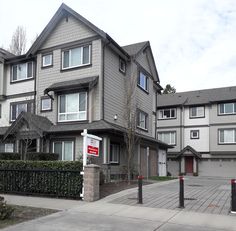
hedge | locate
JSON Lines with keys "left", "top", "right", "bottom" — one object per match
{"left": 26, "top": 152, "right": 59, "bottom": 161}
{"left": 0, "top": 153, "right": 20, "bottom": 160}
{"left": 0, "top": 160, "right": 83, "bottom": 199}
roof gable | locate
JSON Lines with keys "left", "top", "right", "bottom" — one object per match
{"left": 176, "top": 146, "right": 201, "bottom": 159}
{"left": 27, "top": 3, "right": 106, "bottom": 55}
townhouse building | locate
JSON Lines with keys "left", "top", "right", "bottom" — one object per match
{"left": 0, "top": 3, "right": 169, "bottom": 179}
{"left": 157, "top": 86, "right": 236, "bottom": 177}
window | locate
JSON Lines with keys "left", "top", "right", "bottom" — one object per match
{"left": 219, "top": 129, "right": 236, "bottom": 144}
{"left": 41, "top": 97, "right": 52, "bottom": 111}
{"left": 110, "top": 143, "right": 120, "bottom": 164}
{"left": 138, "top": 71, "right": 149, "bottom": 92}
{"left": 158, "top": 132, "right": 176, "bottom": 145}
{"left": 58, "top": 92, "right": 87, "bottom": 122}
{"left": 190, "top": 130, "right": 199, "bottom": 139}
{"left": 62, "top": 45, "right": 91, "bottom": 69}
{"left": 11, "top": 62, "right": 33, "bottom": 82}
{"left": 5, "top": 143, "right": 14, "bottom": 152}
{"left": 158, "top": 108, "right": 176, "bottom": 119}
{"left": 189, "top": 106, "right": 205, "bottom": 118}
{"left": 137, "top": 110, "right": 148, "bottom": 130}
{"left": 53, "top": 141, "right": 74, "bottom": 161}
{"left": 219, "top": 103, "right": 236, "bottom": 115}
{"left": 10, "top": 101, "right": 33, "bottom": 121}
{"left": 42, "top": 54, "right": 53, "bottom": 67}
{"left": 119, "top": 58, "right": 126, "bottom": 73}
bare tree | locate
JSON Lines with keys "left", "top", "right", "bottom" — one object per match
{"left": 9, "top": 26, "right": 26, "bottom": 55}
{"left": 123, "top": 63, "right": 139, "bottom": 183}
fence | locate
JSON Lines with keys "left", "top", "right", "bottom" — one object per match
{"left": 0, "top": 169, "right": 82, "bottom": 199}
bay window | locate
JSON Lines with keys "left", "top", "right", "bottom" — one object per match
{"left": 58, "top": 92, "right": 87, "bottom": 122}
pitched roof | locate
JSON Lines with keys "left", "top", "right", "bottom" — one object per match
{"left": 176, "top": 145, "right": 201, "bottom": 159}
{"left": 158, "top": 86, "right": 236, "bottom": 107}
{"left": 27, "top": 3, "right": 129, "bottom": 59}
{"left": 3, "top": 112, "right": 53, "bottom": 140}
{"left": 122, "top": 41, "right": 149, "bottom": 56}
{"left": 0, "top": 48, "right": 15, "bottom": 59}
{"left": 44, "top": 76, "right": 98, "bottom": 94}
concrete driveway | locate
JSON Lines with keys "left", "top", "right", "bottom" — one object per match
{"left": 106, "top": 177, "right": 232, "bottom": 215}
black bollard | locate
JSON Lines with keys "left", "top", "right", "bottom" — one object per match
{"left": 179, "top": 176, "right": 184, "bottom": 208}
{"left": 138, "top": 175, "right": 143, "bottom": 204}
{"left": 231, "top": 179, "right": 236, "bottom": 213}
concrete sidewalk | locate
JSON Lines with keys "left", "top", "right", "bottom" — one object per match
{"left": 0, "top": 194, "right": 83, "bottom": 210}
{"left": 1, "top": 200, "right": 236, "bottom": 231}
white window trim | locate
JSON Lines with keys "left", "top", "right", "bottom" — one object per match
{"left": 219, "top": 129, "right": 236, "bottom": 144}
{"left": 137, "top": 111, "right": 148, "bottom": 130}
{"left": 158, "top": 132, "right": 176, "bottom": 145}
{"left": 189, "top": 106, "right": 205, "bottom": 118}
{"left": 62, "top": 45, "right": 91, "bottom": 70}
{"left": 190, "top": 130, "right": 199, "bottom": 139}
{"left": 219, "top": 103, "right": 236, "bottom": 115}
{"left": 138, "top": 71, "right": 149, "bottom": 92}
{"left": 10, "top": 103, "right": 28, "bottom": 122}
{"left": 52, "top": 141, "right": 74, "bottom": 161}
{"left": 42, "top": 54, "right": 53, "bottom": 67}
{"left": 58, "top": 92, "right": 87, "bottom": 122}
{"left": 41, "top": 98, "right": 52, "bottom": 111}
{"left": 158, "top": 108, "right": 176, "bottom": 120}
{"left": 11, "top": 62, "right": 33, "bottom": 82}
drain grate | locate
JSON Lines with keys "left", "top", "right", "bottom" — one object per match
{"left": 184, "top": 198, "right": 197, "bottom": 200}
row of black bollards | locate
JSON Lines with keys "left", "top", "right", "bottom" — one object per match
{"left": 137, "top": 175, "right": 236, "bottom": 213}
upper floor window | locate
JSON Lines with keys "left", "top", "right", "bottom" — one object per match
{"left": 119, "top": 58, "right": 126, "bottom": 74}
{"left": 58, "top": 92, "right": 87, "bottom": 122}
{"left": 138, "top": 71, "right": 149, "bottom": 92}
{"left": 190, "top": 130, "right": 199, "bottom": 139}
{"left": 219, "top": 102, "right": 236, "bottom": 115}
{"left": 158, "top": 108, "right": 176, "bottom": 120}
{"left": 10, "top": 101, "right": 33, "bottom": 122}
{"left": 62, "top": 45, "right": 91, "bottom": 70}
{"left": 219, "top": 129, "right": 236, "bottom": 144}
{"left": 137, "top": 110, "right": 148, "bottom": 130}
{"left": 110, "top": 143, "right": 120, "bottom": 164}
{"left": 41, "top": 97, "right": 52, "bottom": 112}
{"left": 42, "top": 53, "right": 53, "bottom": 67}
{"left": 158, "top": 131, "right": 176, "bottom": 145}
{"left": 189, "top": 106, "right": 205, "bottom": 118}
{"left": 11, "top": 62, "right": 33, "bottom": 82}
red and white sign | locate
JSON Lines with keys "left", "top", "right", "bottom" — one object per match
{"left": 86, "top": 137, "right": 100, "bottom": 157}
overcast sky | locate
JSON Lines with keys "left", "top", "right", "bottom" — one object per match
{"left": 0, "top": 0, "right": 235, "bottom": 92}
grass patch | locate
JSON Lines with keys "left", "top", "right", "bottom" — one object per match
{"left": 0, "top": 205, "right": 58, "bottom": 229}
{"left": 149, "top": 176, "right": 177, "bottom": 181}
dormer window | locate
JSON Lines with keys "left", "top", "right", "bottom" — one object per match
{"left": 11, "top": 62, "right": 33, "bottom": 82}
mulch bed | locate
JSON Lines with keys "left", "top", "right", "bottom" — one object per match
{"left": 100, "top": 180, "right": 151, "bottom": 199}
{"left": 0, "top": 205, "right": 58, "bottom": 229}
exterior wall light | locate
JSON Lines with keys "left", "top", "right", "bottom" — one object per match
{"left": 114, "top": 114, "right": 118, "bottom": 120}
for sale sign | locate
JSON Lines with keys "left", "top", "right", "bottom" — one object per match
{"left": 87, "top": 137, "right": 100, "bottom": 157}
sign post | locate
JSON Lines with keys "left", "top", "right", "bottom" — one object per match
{"left": 80, "top": 129, "right": 102, "bottom": 199}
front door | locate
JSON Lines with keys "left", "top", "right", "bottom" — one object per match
{"left": 158, "top": 150, "right": 167, "bottom": 176}
{"left": 185, "top": 156, "right": 193, "bottom": 175}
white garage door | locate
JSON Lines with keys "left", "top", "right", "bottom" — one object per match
{"left": 199, "top": 159, "right": 236, "bottom": 177}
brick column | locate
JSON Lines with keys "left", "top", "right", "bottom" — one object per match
{"left": 84, "top": 164, "right": 100, "bottom": 202}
